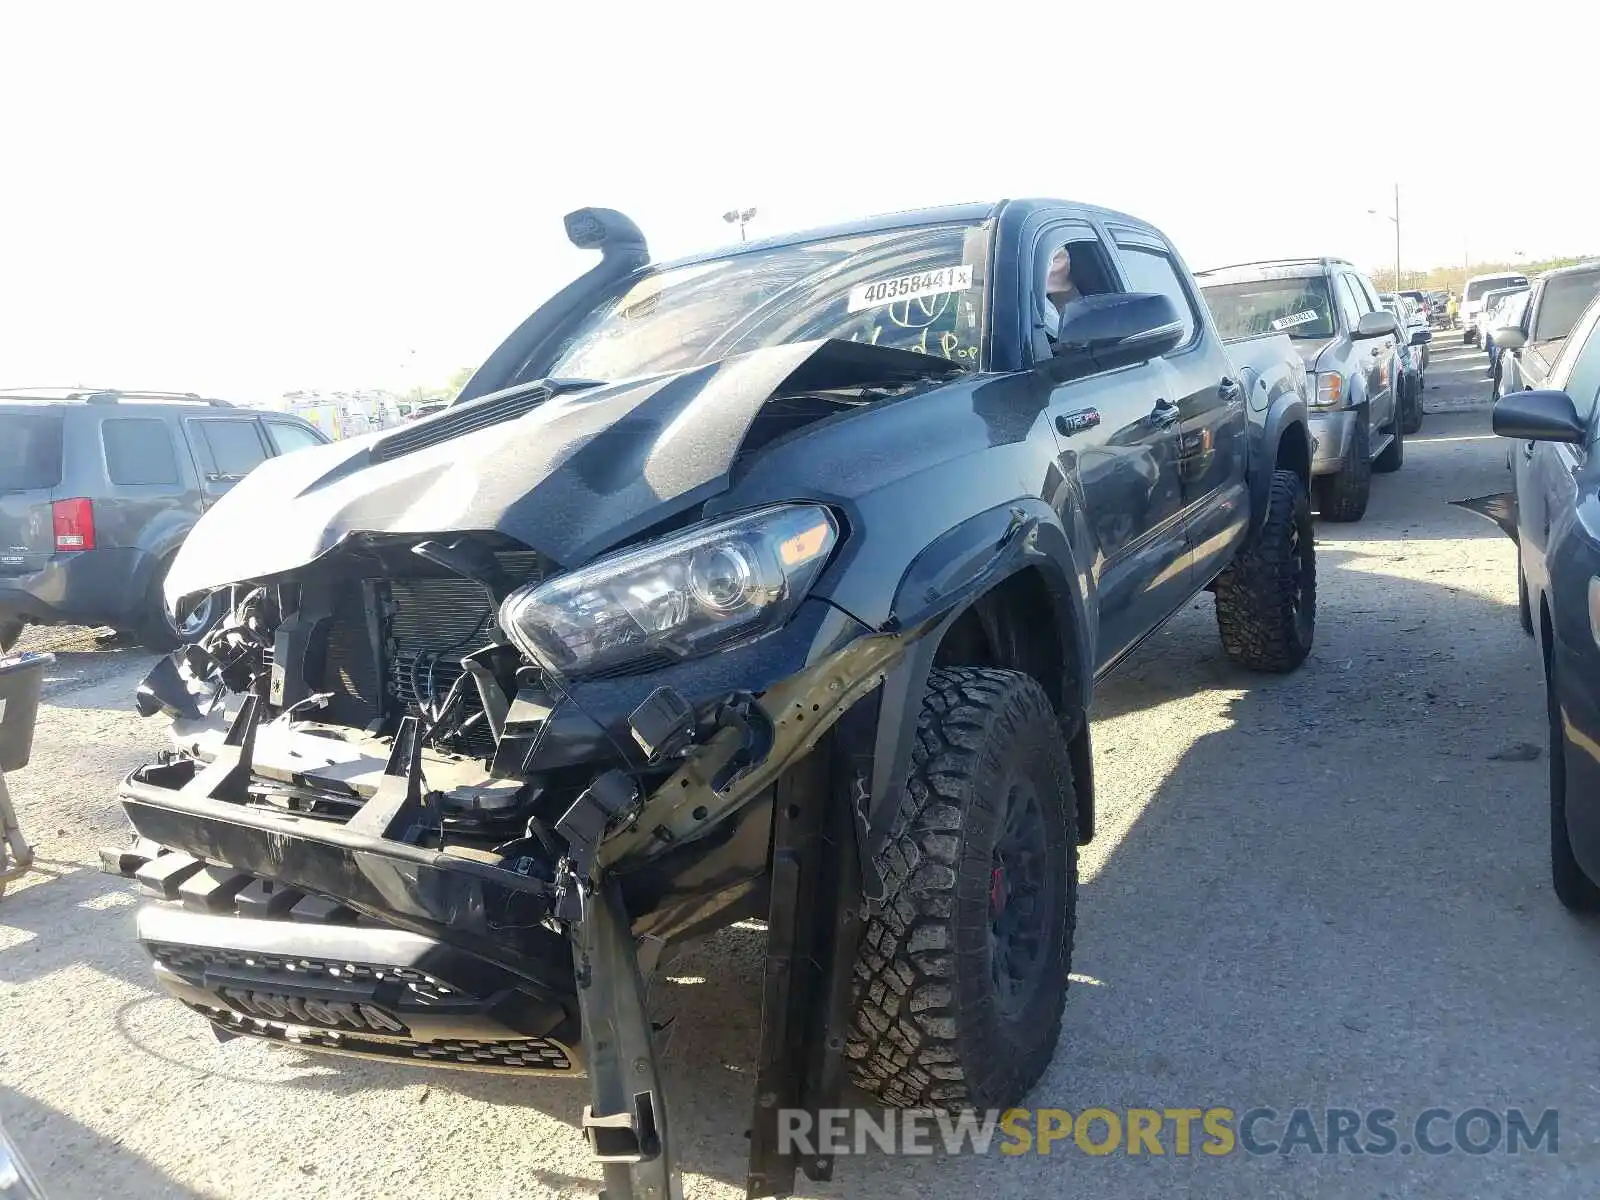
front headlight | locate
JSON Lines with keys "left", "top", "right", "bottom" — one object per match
{"left": 499, "top": 505, "right": 839, "bottom": 679}
{"left": 1311, "top": 371, "right": 1344, "bottom": 409}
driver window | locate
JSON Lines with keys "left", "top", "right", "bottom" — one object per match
{"left": 1557, "top": 318, "right": 1600, "bottom": 428}
{"left": 1332, "top": 274, "right": 1362, "bottom": 329}
{"left": 1031, "top": 232, "right": 1115, "bottom": 360}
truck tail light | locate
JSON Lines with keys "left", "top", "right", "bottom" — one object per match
{"left": 1313, "top": 372, "right": 1344, "bottom": 408}
{"left": 52, "top": 497, "right": 96, "bottom": 551}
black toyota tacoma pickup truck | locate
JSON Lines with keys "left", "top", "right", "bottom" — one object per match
{"left": 105, "top": 199, "right": 1315, "bottom": 1199}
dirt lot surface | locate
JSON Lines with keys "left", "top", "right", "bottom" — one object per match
{"left": 4, "top": 340, "right": 1596, "bottom": 1199}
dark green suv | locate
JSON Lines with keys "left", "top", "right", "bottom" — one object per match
{"left": 0, "top": 389, "right": 327, "bottom": 650}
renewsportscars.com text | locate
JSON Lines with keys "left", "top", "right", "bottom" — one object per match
{"left": 777, "top": 1106, "right": 1559, "bottom": 1157}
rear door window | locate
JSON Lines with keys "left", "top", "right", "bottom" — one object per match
{"left": 264, "top": 420, "right": 327, "bottom": 456}
{"left": 102, "top": 418, "right": 181, "bottom": 486}
{"left": 1116, "top": 245, "right": 1199, "bottom": 349}
{"left": 0, "top": 413, "right": 64, "bottom": 491}
{"left": 193, "top": 419, "right": 269, "bottom": 479}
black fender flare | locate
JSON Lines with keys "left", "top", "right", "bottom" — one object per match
{"left": 854, "top": 499, "right": 1096, "bottom": 902}
{"left": 1246, "top": 394, "right": 1311, "bottom": 542}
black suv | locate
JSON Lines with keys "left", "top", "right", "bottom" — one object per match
{"left": 0, "top": 390, "right": 328, "bottom": 650}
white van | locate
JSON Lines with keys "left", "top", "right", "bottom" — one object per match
{"left": 1461, "top": 272, "right": 1529, "bottom": 345}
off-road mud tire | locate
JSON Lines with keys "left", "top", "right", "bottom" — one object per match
{"left": 845, "top": 667, "right": 1076, "bottom": 1111}
{"left": 1213, "top": 469, "right": 1316, "bottom": 673}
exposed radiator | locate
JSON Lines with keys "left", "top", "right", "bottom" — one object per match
{"left": 318, "top": 551, "right": 546, "bottom": 759}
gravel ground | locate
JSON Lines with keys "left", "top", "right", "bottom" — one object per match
{"left": 4, "top": 339, "right": 1597, "bottom": 1199}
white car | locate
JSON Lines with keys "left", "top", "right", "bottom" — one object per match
{"left": 1461, "top": 271, "right": 1530, "bottom": 345}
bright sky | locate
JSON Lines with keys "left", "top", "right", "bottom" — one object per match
{"left": 2, "top": 1, "right": 1586, "bottom": 403}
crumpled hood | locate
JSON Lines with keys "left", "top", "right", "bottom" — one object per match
{"left": 166, "top": 338, "right": 959, "bottom": 604}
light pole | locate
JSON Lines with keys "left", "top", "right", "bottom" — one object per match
{"left": 1368, "top": 183, "right": 1400, "bottom": 292}
{"left": 722, "top": 207, "right": 757, "bottom": 243}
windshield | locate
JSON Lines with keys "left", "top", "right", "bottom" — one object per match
{"left": 1466, "top": 275, "right": 1527, "bottom": 302}
{"left": 1201, "top": 276, "right": 1336, "bottom": 340}
{"left": 1533, "top": 270, "right": 1600, "bottom": 343}
{"left": 0, "top": 412, "right": 64, "bottom": 492}
{"left": 545, "top": 223, "right": 990, "bottom": 382}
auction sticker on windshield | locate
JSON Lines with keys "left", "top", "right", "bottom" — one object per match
{"left": 848, "top": 265, "right": 973, "bottom": 313}
{"left": 1270, "top": 309, "right": 1321, "bottom": 332}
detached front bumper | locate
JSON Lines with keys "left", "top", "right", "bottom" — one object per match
{"left": 134, "top": 897, "right": 582, "bottom": 1075}
{"left": 1308, "top": 409, "right": 1358, "bottom": 475}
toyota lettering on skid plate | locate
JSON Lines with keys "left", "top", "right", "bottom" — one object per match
{"left": 103, "top": 198, "right": 1317, "bottom": 1199}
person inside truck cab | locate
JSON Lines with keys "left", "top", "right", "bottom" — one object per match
{"left": 1036, "top": 239, "right": 1114, "bottom": 349}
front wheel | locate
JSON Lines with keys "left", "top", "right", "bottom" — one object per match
{"left": 1314, "top": 412, "right": 1372, "bottom": 522}
{"left": 846, "top": 667, "right": 1077, "bottom": 1110}
{"left": 1547, "top": 652, "right": 1600, "bottom": 913}
{"left": 1213, "top": 469, "right": 1316, "bottom": 673}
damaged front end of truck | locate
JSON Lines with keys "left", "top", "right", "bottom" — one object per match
{"left": 103, "top": 209, "right": 986, "bottom": 1200}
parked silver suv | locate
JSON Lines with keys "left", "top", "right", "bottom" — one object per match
{"left": 0, "top": 390, "right": 328, "bottom": 650}
{"left": 1198, "top": 257, "right": 1426, "bottom": 522}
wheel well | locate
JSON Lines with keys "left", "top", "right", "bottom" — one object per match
{"left": 931, "top": 568, "right": 1070, "bottom": 712}
{"left": 1275, "top": 421, "right": 1312, "bottom": 489}
{"left": 929, "top": 566, "right": 1093, "bottom": 842}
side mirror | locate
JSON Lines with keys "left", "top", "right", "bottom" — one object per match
{"left": 1053, "top": 292, "right": 1184, "bottom": 372}
{"left": 1492, "top": 326, "right": 1527, "bottom": 352}
{"left": 1410, "top": 327, "right": 1432, "bottom": 346}
{"left": 1492, "top": 388, "right": 1587, "bottom": 443}
{"left": 1355, "top": 311, "right": 1398, "bottom": 338}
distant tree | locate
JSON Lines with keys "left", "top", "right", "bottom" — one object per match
{"left": 446, "top": 366, "right": 475, "bottom": 396}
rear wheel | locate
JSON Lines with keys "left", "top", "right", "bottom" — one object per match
{"left": 1213, "top": 469, "right": 1316, "bottom": 673}
{"left": 1314, "top": 412, "right": 1372, "bottom": 522}
{"left": 1546, "top": 651, "right": 1600, "bottom": 913}
{"left": 846, "top": 667, "right": 1076, "bottom": 1110}
{"left": 1400, "top": 379, "right": 1424, "bottom": 434}
{"left": 132, "top": 558, "right": 220, "bottom": 652}
{"left": 1374, "top": 419, "right": 1404, "bottom": 473}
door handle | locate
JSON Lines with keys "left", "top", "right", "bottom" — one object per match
{"left": 1369, "top": 347, "right": 1383, "bottom": 357}
{"left": 1523, "top": 441, "right": 1536, "bottom": 460}
{"left": 1149, "top": 398, "right": 1180, "bottom": 427}
{"left": 1219, "top": 376, "right": 1243, "bottom": 402}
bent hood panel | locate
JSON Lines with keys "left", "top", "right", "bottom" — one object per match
{"left": 166, "top": 340, "right": 959, "bottom": 602}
